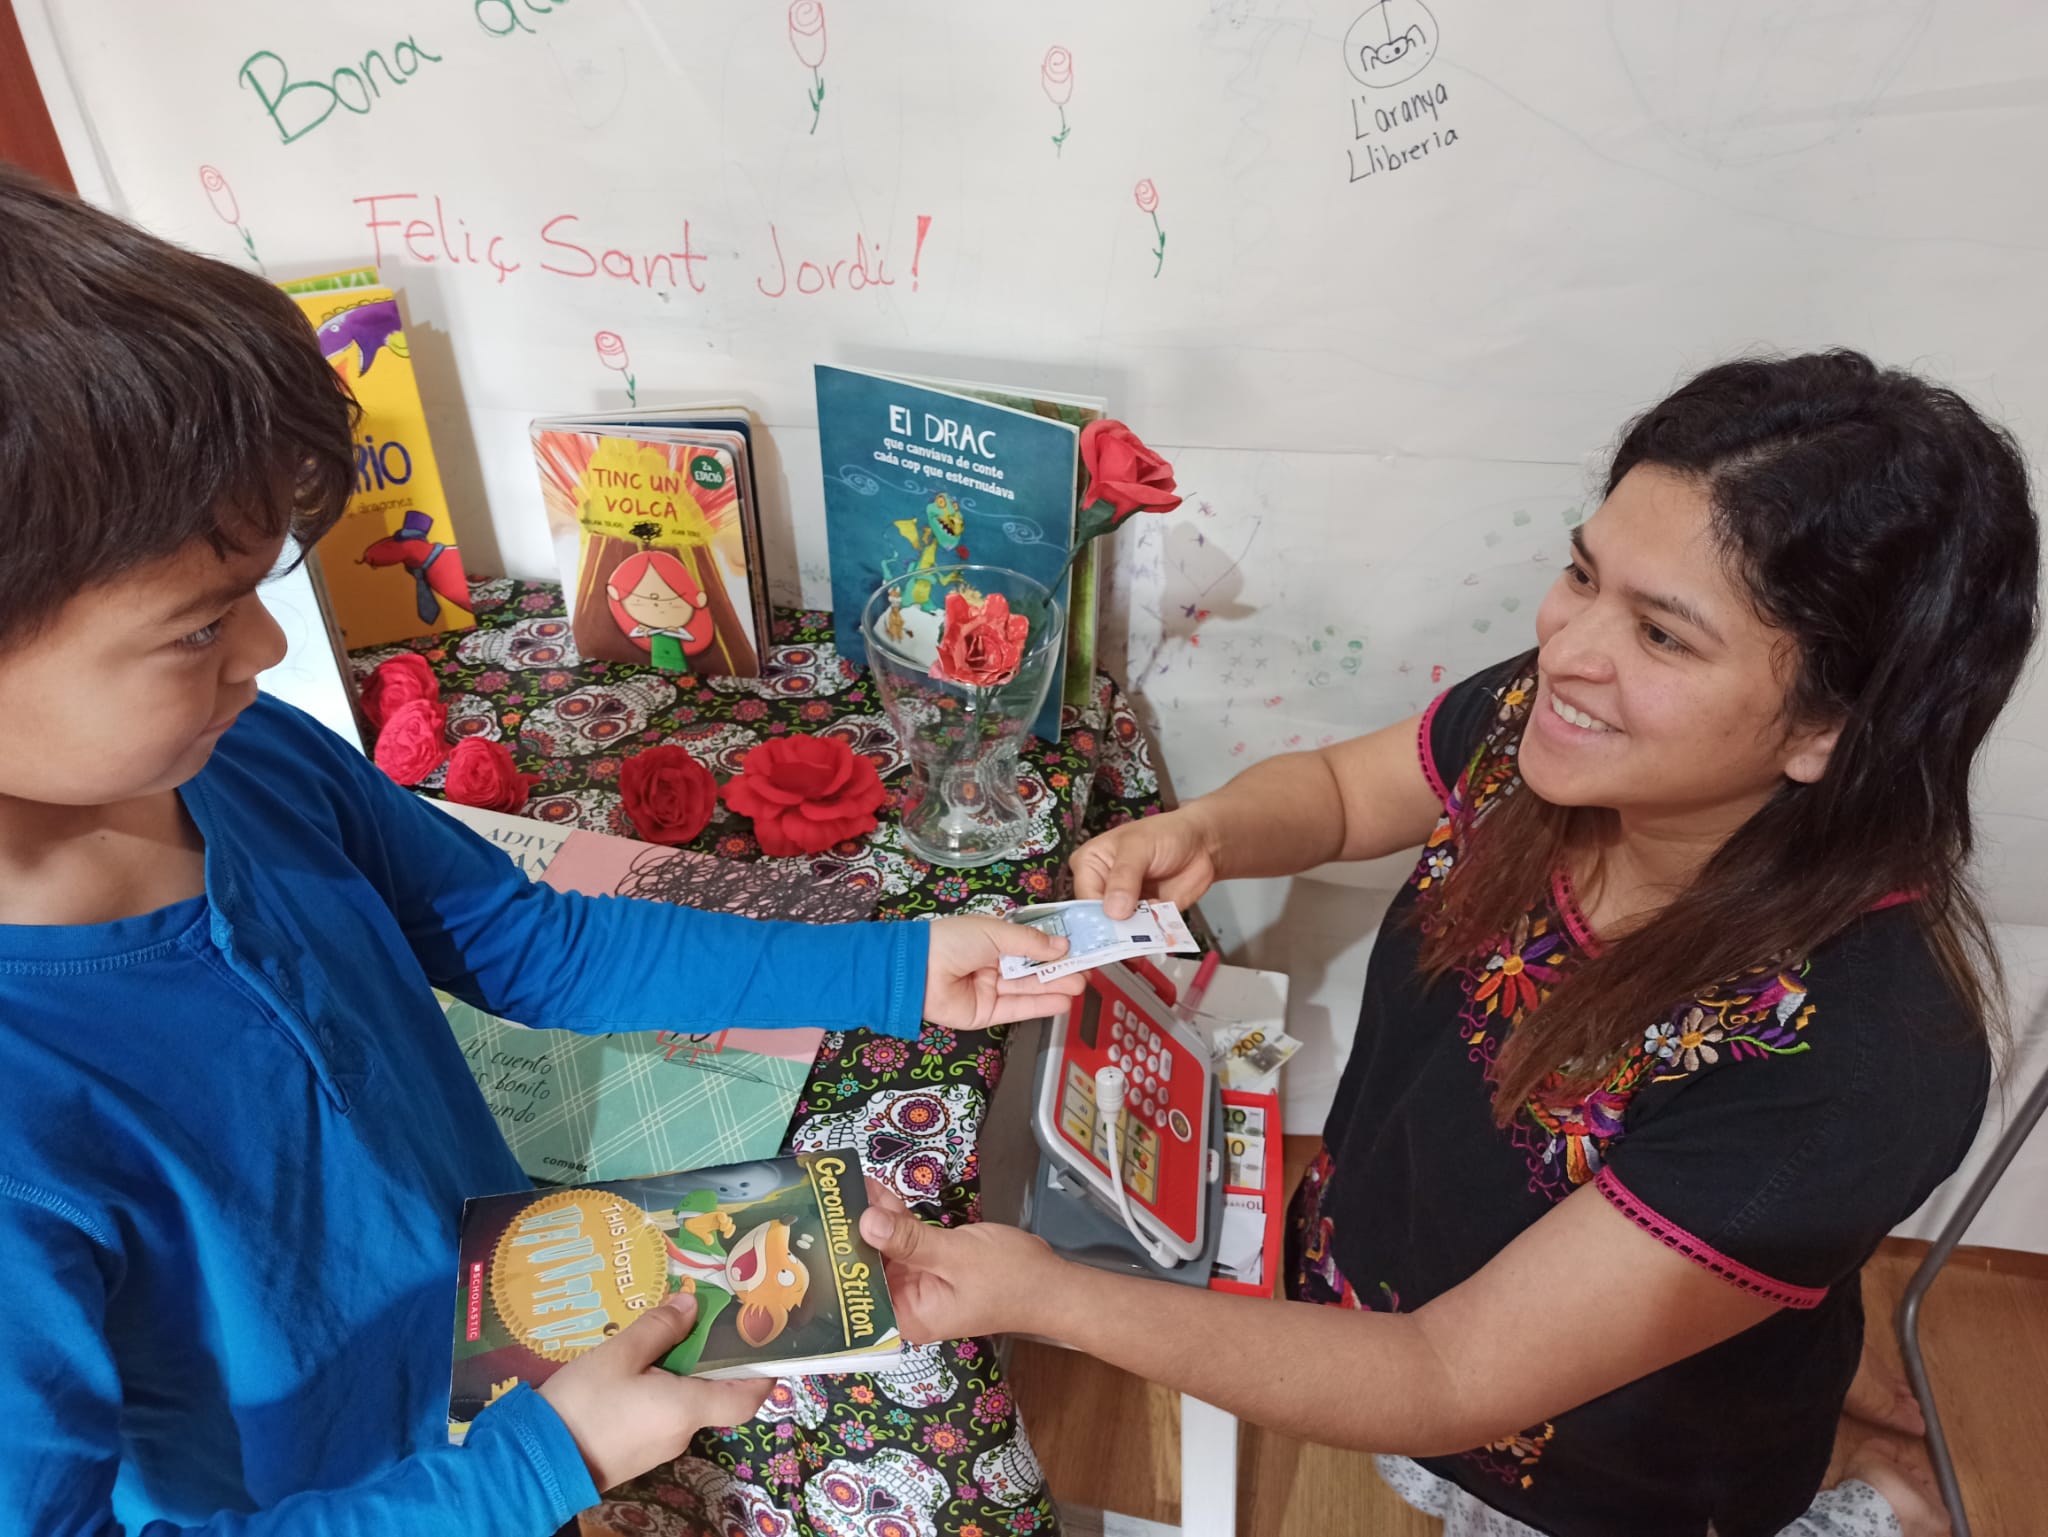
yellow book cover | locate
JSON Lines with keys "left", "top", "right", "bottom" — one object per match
{"left": 289, "top": 281, "right": 474, "bottom": 648}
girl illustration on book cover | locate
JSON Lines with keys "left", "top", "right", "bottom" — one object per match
{"left": 606, "top": 546, "right": 713, "bottom": 672}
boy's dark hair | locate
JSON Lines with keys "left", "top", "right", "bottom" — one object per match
{"left": 0, "top": 166, "right": 356, "bottom": 649}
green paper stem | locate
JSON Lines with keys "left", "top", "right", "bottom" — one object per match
{"left": 1053, "top": 498, "right": 1129, "bottom": 585}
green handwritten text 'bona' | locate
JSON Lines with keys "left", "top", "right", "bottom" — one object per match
{"left": 238, "top": 39, "right": 444, "bottom": 147}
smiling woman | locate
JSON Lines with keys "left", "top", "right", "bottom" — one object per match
{"left": 1434, "top": 353, "right": 2038, "bottom": 1124}
{"left": 852, "top": 349, "right": 2042, "bottom": 1537}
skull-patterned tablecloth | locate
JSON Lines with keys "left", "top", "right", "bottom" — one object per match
{"left": 352, "top": 578, "right": 1170, "bottom": 1537}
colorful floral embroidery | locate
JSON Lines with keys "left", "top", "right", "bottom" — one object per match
{"left": 1646, "top": 964, "right": 1814, "bottom": 1082}
{"left": 1513, "top": 1051, "right": 1656, "bottom": 1195}
{"left": 1408, "top": 670, "right": 1533, "bottom": 907}
{"left": 1286, "top": 1148, "right": 1367, "bottom": 1309}
{"left": 1408, "top": 665, "right": 1824, "bottom": 1203}
{"left": 1646, "top": 1007, "right": 1722, "bottom": 1071}
{"left": 1471, "top": 912, "right": 1567, "bottom": 1024}
{"left": 1417, "top": 828, "right": 1456, "bottom": 890}
{"left": 1461, "top": 1420, "right": 1556, "bottom": 1490}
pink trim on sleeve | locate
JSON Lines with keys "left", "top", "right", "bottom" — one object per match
{"left": 1417, "top": 690, "right": 1453, "bottom": 809}
{"left": 1594, "top": 1167, "right": 1828, "bottom": 1311}
{"left": 1869, "top": 891, "right": 1915, "bottom": 911}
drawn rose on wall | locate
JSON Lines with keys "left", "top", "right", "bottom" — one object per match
{"left": 593, "top": 330, "right": 635, "bottom": 407}
{"left": 1134, "top": 180, "right": 1165, "bottom": 278}
{"left": 199, "top": 165, "right": 264, "bottom": 274}
{"left": 788, "top": 2, "right": 827, "bottom": 134}
{"left": 1041, "top": 46, "right": 1074, "bottom": 155}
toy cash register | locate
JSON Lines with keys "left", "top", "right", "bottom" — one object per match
{"left": 1031, "top": 958, "right": 1219, "bottom": 1265}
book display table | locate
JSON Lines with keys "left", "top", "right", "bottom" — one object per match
{"left": 356, "top": 575, "right": 1171, "bottom": 1537}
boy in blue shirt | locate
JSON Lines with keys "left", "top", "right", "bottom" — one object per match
{"left": 0, "top": 168, "right": 1077, "bottom": 1535}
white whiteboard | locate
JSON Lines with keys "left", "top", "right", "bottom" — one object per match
{"left": 28, "top": 0, "right": 2048, "bottom": 1038}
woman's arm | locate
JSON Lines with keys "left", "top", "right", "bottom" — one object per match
{"left": 860, "top": 1181, "right": 1775, "bottom": 1455}
{"left": 1075, "top": 714, "right": 1446, "bottom": 916}
{"left": 1206, "top": 714, "right": 1448, "bottom": 871}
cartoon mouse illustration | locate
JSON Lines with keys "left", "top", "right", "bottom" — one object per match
{"left": 653, "top": 1189, "right": 812, "bottom": 1371}
{"left": 605, "top": 549, "right": 712, "bottom": 672}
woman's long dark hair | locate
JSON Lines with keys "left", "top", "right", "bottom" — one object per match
{"left": 1420, "top": 351, "right": 2042, "bottom": 1120}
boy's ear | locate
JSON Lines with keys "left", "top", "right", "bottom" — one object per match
{"left": 606, "top": 582, "right": 623, "bottom": 601}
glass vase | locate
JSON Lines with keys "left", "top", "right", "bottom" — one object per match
{"left": 860, "top": 564, "right": 1066, "bottom": 869}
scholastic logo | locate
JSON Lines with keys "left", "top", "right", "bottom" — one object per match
{"left": 466, "top": 1261, "right": 484, "bottom": 1341}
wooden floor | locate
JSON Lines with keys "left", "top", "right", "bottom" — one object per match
{"left": 1008, "top": 1136, "right": 2048, "bottom": 1535}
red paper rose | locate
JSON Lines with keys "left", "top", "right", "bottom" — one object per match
{"left": 930, "top": 590, "right": 1030, "bottom": 688}
{"left": 621, "top": 745, "right": 718, "bottom": 846}
{"left": 1079, "top": 418, "right": 1181, "bottom": 527}
{"left": 359, "top": 652, "right": 440, "bottom": 729}
{"left": 443, "top": 738, "right": 538, "bottom": 814}
{"left": 720, "top": 734, "right": 887, "bottom": 857}
{"left": 373, "top": 697, "right": 450, "bottom": 786}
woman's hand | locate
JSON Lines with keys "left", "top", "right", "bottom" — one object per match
{"left": 537, "top": 1292, "right": 775, "bottom": 1492}
{"left": 1069, "top": 807, "right": 1222, "bottom": 919}
{"left": 858, "top": 1182, "right": 1069, "bottom": 1342}
{"left": 924, "top": 915, "right": 1086, "bottom": 1029}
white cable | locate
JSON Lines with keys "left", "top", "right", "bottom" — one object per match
{"left": 1094, "top": 1066, "right": 1178, "bottom": 1268}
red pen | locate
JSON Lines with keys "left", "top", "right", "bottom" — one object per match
{"left": 1175, "top": 950, "right": 1222, "bottom": 1027}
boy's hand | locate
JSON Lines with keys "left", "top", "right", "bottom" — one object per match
{"left": 538, "top": 1292, "right": 773, "bottom": 1492}
{"left": 924, "top": 915, "right": 1086, "bottom": 1029}
{"left": 858, "top": 1180, "right": 1068, "bottom": 1342}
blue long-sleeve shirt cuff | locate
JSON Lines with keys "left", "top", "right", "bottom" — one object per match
{"left": 458, "top": 1385, "right": 600, "bottom": 1532}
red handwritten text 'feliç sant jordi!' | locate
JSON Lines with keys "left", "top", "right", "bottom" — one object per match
{"left": 353, "top": 194, "right": 928, "bottom": 298}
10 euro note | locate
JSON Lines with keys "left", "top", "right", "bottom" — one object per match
{"left": 999, "top": 898, "right": 1201, "bottom": 982}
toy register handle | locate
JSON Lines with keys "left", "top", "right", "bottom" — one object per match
{"left": 1126, "top": 956, "right": 1177, "bottom": 1003}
